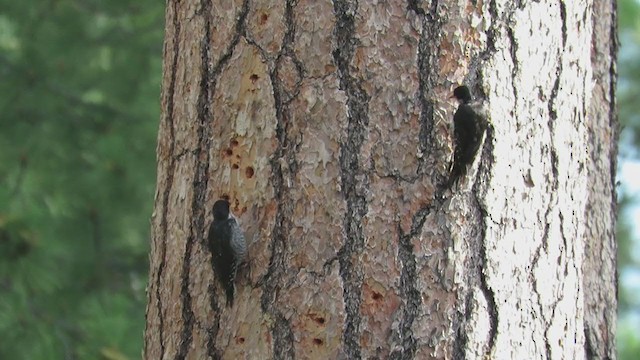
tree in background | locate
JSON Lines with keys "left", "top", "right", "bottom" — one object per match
{"left": 0, "top": 0, "right": 162, "bottom": 358}
{"left": 145, "top": 0, "right": 617, "bottom": 358}
{"left": 617, "top": 0, "right": 640, "bottom": 359}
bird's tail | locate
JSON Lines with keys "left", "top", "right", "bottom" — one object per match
{"left": 447, "top": 164, "right": 466, "bottom": 189}
{"left": 225, "top": 285, "right": 235, "bottom": 307}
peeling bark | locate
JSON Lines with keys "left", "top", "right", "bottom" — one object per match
{"left": 144, "top": 0, "right": 617, "bottom": 359}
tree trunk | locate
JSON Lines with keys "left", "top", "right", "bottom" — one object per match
{"left": 144, "top": 0, "right": 618, "bottom": 359}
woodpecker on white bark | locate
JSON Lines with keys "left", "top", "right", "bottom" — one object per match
{"left": 207, "top": 199, "right": 246, "bottom": 307}
{"left": 447, "top": 85, "right": 486, "bottom": 188}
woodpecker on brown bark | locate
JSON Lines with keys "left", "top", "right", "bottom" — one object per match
{"left": 207, "top": 199, "right": 246, "bottom": 307}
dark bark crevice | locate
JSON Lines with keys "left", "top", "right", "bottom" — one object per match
{"left": 531, "top": 218, "right": 553, "bottom": 360}
{"left": 194, "top": 1, "right": 223, "bottom": 358}
{"left": 147, "top": 0, "right": 182, "bottom": 357}
{"left": 472, "top": 126, "right": 498, "bottom": 356}
{"left": 274, "top": 0, "right": 305, "bottom": 105}
{"left": 547, "top": 0, "right": 566, "bottom": 129}
{"left": 559, "top": 1, "right": 567, "bottom": 46}
{"left": 206, "top": 284, "right": 222, "bottom": 360}
{"left": 506, "top": 27, "right": 519, "bottom": 109}
{"left": 452, "top": 68, "right": 499, "bottom": 357}
{"left": 388, "top": 203, "right": 439, "bottom": 359}
{"left": 584, "top": 326, "right": 595, "bottom": 358}
{"left": 413, "top": 2, "right": 444, "bottom": 180}
{"left": 332, "top": 1, "right": 370, "bottom": 358}
{"left": 177, "top": 0, "right": 216, "bottom": 356}
{"left": 258, "top": 0, "right": 301, "bottom": 358}
{"left": 211, "top": 0, "right": 250, "bottom": 77}
{"left": 260, "top": 79, "right": 297, "bottom": 358}
{"left": 477, "top": 234, "right": 498, "bottom": 354}
{"left": 389, "top": 222, "right": 420, "bottom": 360}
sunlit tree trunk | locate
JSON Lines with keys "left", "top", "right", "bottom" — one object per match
{"left": 144, "top": 0, "right": 617, "bottom": 359}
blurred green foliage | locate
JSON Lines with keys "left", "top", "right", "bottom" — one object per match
{"left": 618, "top": 0, "right": 640, "bottom": 359}
{"left": 0, "top": 0, "right": 163, "bottom": 358}
{"left": 619, "top": 0, "right": 640, "bottom": 156}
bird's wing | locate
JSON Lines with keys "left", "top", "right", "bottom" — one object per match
{"left": 208, "top": 221, "right": 232, "bottom": 258}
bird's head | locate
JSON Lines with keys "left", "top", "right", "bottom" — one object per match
{"left": 452, "top": 85, "right": 472, "bottom": 103}
{"left": 212, "top": 199, "right": 230, "bottom": 220}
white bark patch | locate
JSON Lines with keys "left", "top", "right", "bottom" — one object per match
{"left": 479, "top": 0, "right": 592, "bottom": 358}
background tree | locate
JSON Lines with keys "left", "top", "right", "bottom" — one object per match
{"left": 617, "top": 0, "right": 640, "bottom": 358}
{"left": 145, "top": 0, "right": 617, "bottom": 359}
{"left": 0, "top": 0, "right": 162, "bottom": 358}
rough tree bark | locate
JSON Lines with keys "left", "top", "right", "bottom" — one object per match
{"left": 144, "top": 0, "right": 617, "bottom": 359}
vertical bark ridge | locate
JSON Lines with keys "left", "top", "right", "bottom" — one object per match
{"left": 486, "top": 0, "right": 499, "bottom": 52}
{"left": 584, "top": 0, "right": 617, "bottom": 358}
{"left": 476, "top": 211, "right": 498, "bottom": 354}
{"left": 260, "top": 111, "right": 297, "bottom": 360}
{"left": 195, "top": 1, "right": 222, "bottom": 358}
{"left": 532, "top": 216, "right": 554, "bottom": 359}
{"left": 548, "top": 0, "right": 566, "bottom": 126}
{"left": 606, "top": 13, "right": 619, "bottom": 358}
{"left": 389, "top": 224, "right": 420, "bottom": 360}
{"left": 146, "top": 0, "right": 181, "bottom": 357}
{"left": 451, "top": 2, "right": 505, "bottom": 357}
{"left": 506, "top": 28, "right": 520, "bottom": 108}
{"left": 411, "top": 1, "right": 444, "bottom": 179}
{"left": 454, "top": 5, "right": 534, "bottom": 353}
{"left": 389, "top": 202, "right": 438, "bottom": 359}
{"left": 383, "top": 3, "right": 444, "bottom": 359}
{"left": 259, "top": 1, "right": 300, "bottom": 358}
{"left": 608, "top": 1, "right": 618, "bottom": 193}
{"left": 200, "top": 0, "right": 250, "bottom": 358}
{"left": 331, "top": 1, "right": 370, "bottom": 358}
{"left": 206, "top": 284, "right": 222, "bottom": 360}
{"left": 176, "top": 0, "right": 215, "bottom": 356}
{"left": 529, "top": 3, "right": 567, "bottom": 358}
{"left": 468, "top": 126, "right": 498, "bottom": 357}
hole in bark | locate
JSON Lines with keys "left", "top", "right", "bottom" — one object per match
{"left": 230, "top": 139, "right": 239, "bottom": 147}
{"left": 245, "top": 166, "right": 254, "bottom": 178}
{"left": 235, "top": 336, "right": 245, "bottom": 344}
{"left": 224, "top": 148, "right": 233, "bottom": 156}
{"left": 250, "top": 74, "right": 259, "bottom": 83}
{"left": 307, "top": 313, "right": 326, "bottom": 326}
{"left": 232, "top": 164, "right": 239, "bottom": 170}
{"left": 312, "top": 338, "right": 323, "bottom": 346}
{"left": 372, "top": 291, "right": 383, "bottom": 301}
{"left": 259, "top": 13, "right": 268, "bottom": 25}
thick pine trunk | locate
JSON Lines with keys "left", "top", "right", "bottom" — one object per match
{"left": 144, "top": 0, "right": 617, "bottom": 359}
